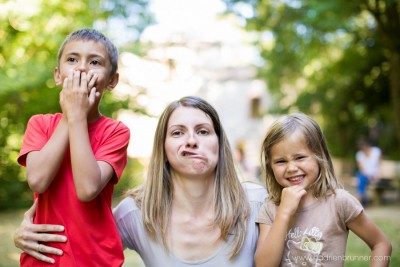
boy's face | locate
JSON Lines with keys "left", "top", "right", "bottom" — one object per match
{"left": 54, "top": 40, "right": 118, "bottom": 94}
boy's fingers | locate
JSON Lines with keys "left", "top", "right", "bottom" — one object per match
{"left": 87, "top": 73, "right": 97, "bottom": 92}
{"left": 72, "top": 70, "right": 81, "bottom": 91}
{"left": 88, "top": 88, "right": 97, "bottom": 104}
{"left": 66, "top": 70, "right": 74, "bottom": 91}
{"left": 80, "top": 71, "right": 88, "bottom": 92}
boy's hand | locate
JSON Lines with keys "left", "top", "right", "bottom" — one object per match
{"left": 60, "top": 70, "right": 98, "bottom": 121}
{"left": 86, "top": 70, "right": 98, "bottom": 94}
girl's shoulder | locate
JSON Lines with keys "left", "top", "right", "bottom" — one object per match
{"left": 332, "top": 188, "right": 358, "bottom": 200}
{"left": 330, "top": 189, "right": 363, "bottom": 223}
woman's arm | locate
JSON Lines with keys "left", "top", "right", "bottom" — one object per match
{"left": 347, "top": 211, "right": 392, "bottom": 267}
{"left": 13, "top": 201, "right": 67, "bottom": 264}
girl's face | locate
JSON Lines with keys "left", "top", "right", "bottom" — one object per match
{"left": 54, "top": 40, "right": 118, "bottom": 94}
{"left": 165, "top": 106, "right": 219, "bottom": 179}
{"left": 270, "top": 130, "right": 320, "bottom": 190}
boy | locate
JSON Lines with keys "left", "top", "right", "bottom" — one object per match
{"left": 17, "top": 28, "right": 130, "bottom": 266}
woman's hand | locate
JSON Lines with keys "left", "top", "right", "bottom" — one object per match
{"left": 13, "top": 200, "right": 67, "bottom": 264}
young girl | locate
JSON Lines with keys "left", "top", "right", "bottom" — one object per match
{"left": 254, "top": 113, "right": 392, "bottom": 267}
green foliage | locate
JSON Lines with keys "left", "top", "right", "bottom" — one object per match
{"left": 223, "top": 0, "right": 400, "bottom": 159}
{"left": 0, "top": 0, "right": 153, "bottom": 210}
{"left": 113, "top": 158, "right": 146, "bottom": 201}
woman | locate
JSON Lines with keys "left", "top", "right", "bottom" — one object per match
{"left": 14, "top": 96, "right": 267, "bottom": 266}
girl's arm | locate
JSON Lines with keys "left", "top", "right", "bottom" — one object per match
{"left": 255, "top": 186, "right": 307, "bottom": 267}
{"left": 347, "top": 211, "right": 392, "bottom": 267}
{"left": 255, "top": 214, "right": 291, "bottom": 267}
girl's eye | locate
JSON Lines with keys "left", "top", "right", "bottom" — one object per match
{"left": 91, "top": 60, "right": 100, "bottom": 65}
{"left": 296, "top": 155, "right": 306, "bottom": 160}
{"left": 67, "top": 57, "right": 77, "bottom": 63}
{"left": 274, "top": 160, "right": 286, "bottom": 164}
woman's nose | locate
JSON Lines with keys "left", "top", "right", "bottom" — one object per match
{"left": 185, "top": 133, "right": 198, "bottom": 148}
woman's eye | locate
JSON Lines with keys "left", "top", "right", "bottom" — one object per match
{"left": 198, "top": 129, "right": 209, "bottom": 135}
{"left": 171, "top": 130, "right": 183, "bottom": 136}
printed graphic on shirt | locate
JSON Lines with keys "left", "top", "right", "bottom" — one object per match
{"left": 285, "top": 226, "right": 324, "bottom": 266}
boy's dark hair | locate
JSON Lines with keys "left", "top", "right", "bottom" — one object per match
{"left": 57, "top": 28, "right": 119, "bottom": 75}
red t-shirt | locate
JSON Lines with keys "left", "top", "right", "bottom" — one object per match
{"left": 18, "top": 113, "right": 130, "bottom": 267}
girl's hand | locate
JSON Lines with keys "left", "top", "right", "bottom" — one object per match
{"left": 13, "top": 200, "right": 67, "bottom": 264}
{"left": 278, "top": 185, "right": 307, "bottom": 216}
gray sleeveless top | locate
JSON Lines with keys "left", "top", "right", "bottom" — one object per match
{"left": 113, "top": 182, "right": 267, "bottom": 267}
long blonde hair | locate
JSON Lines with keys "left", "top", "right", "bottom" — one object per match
{"left": 261, "top": 113, "right": 340, "bottom": 205}
{"left": 126, "top": 96, "right": 250, "bottom": 259}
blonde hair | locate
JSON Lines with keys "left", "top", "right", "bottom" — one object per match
{"left": 126, "top": 96, "right": 250, "bottom": 259}
{"left": 261, "top": 113, "right": 340, "bottom": 204}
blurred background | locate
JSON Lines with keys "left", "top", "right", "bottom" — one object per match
{"left": 1, "top": 0, "right": 399, "bottom": 266}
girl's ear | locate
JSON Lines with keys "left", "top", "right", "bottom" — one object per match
{"left": 54, "top": 67, "right": 62, "bottom": 86}
{"left": 107, "top": 72, "right": 119, "bottom": 91}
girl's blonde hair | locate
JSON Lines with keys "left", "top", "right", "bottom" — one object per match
{"left": 261, "top": 113, "right": 340, "bottom": 204}
{"left": 126, "top": 96, "right": 250, "bottom": 259}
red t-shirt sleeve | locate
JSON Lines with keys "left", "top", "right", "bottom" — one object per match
{"left": 18, "top": 114, "right": 60, "bottom": 166}
{"left": 95, "top": 121, "right": 130, "bottom": 182}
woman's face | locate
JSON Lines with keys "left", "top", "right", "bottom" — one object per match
{"left": 165, "top": 106, "right": 219, "bottom": 179}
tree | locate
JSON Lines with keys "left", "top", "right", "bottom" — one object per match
{"left": 0, "top": 0, "right": 153, "bottom": 209}
{"left": 223, "top": 0, "right": 400, "bottom": 159}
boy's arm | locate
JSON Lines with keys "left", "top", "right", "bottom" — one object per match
{"left": 68, "top": 118, "right": 115, "bottom": 201}
{"left": 255, "top": 186, "right": 306, "bottom": 267}
{"left": 347, "top": 211, "right": 392, "bottom": 267}
{"left": 26, "top": 118, "right": 69, "bottom": 193}
{"left": 61, "top": 70, "right": 115, "bottom": 202}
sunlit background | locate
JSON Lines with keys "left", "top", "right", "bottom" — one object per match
{"left": 1, "top": 0, "right": 400, "bottom": 266}
{"left": 114, "top": 0, "right": 272, "bottom": 181}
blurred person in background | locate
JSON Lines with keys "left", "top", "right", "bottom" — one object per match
{"left": 355, "top": 137, "right": 382, "bottom": 207}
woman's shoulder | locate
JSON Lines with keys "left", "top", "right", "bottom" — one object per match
{"left": 241, "top": 182, "right": 268, "bottom": 203}
{"left": 113, "top": 197, "right": 141, "bottom": 220}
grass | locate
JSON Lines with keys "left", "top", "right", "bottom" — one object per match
{"left": 345, "top": 205, "right": 400, "bottom": 266}
{"left": 1, "top": 205, "right": 398, "bottom": 267}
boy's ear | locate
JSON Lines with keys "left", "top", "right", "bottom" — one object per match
{"left": 54, "top": 67, "right": 62, "bottom": 86}
{"left": 107, "top": 72, "right": 119, "bottom": 91}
